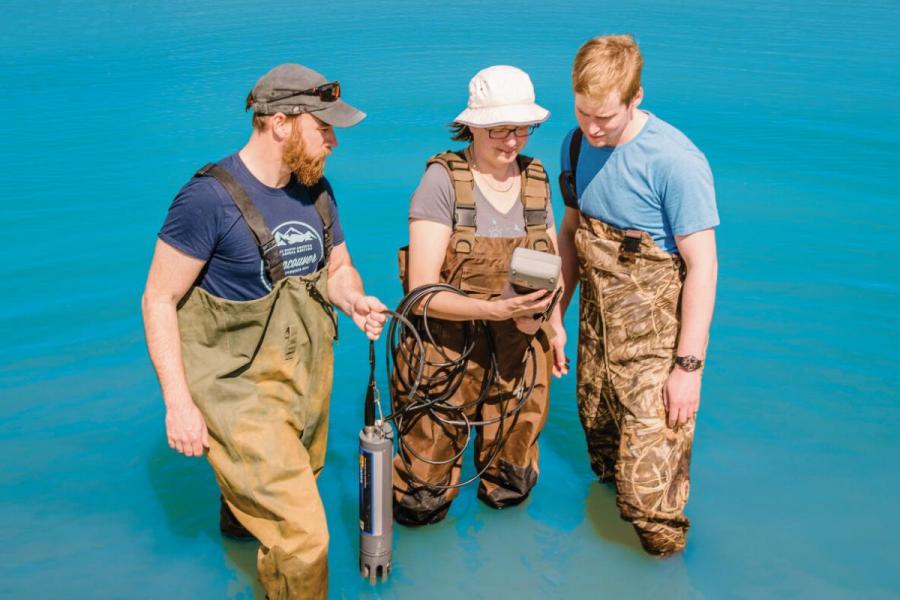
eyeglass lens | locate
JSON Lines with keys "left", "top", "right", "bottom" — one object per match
{"left": 488, "top": 125, "right": 538, "bottom": 139}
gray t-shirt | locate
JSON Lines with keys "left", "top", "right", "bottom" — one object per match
{"left": 409, "top": 163, "right": 555, "bottom": 237}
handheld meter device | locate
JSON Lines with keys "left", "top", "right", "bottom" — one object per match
{"left": 508, "top": 247, "right": 563, "bottom": 320}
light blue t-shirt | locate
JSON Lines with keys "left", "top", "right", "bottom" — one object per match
{"left": 560, "top": 112, "right": 718, "bottom": 253}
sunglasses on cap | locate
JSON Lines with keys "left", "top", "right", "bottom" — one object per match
{"left": 268, "top": 81, "right": 342, "bottom": 104}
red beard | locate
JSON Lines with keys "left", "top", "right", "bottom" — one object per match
{"left": 282, "top": 124, "right": 329, "bottom": 187}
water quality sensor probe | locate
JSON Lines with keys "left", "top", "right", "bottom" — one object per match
{"left": 359, "top": 340, "right": 393, "bottom": 583}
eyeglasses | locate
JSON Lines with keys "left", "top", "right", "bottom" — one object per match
{"left": 269, "top": 81, "right": 342, "bottom": 104}
{"left": 487, "top": 124, "right": 539, "bottom": 139}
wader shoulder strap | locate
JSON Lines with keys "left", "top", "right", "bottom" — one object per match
{"left": 569, "top": 129, "right": 583, "bottom": 177}
{"left": 310, "top": 182, "right": 334, "bottom": 263}
{"left": 426, "top": 151, "right": 476, "bottom": 253}
{"left": 516, "top": 154, "right": 552, "bottom": 253}
{"left": 195, "top": 162, "right": 285, "bottom": 283}
{"left": 558, "top": 129, "right": 583, "bottom": 210}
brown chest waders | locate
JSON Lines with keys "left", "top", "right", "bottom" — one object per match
{"left": 575, "top": 213, "right": 694, "bottom": 556}
{"left": 177, "top": 164, "right": 336, "bottom": 599}
{"left": 390, "top": 151, "right": 556, "bottom": 526}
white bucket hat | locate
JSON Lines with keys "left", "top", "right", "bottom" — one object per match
{"left": 453, "top": 65, "right": 550, "bottom": 128}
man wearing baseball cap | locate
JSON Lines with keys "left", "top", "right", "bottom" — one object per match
{"left": 142, "top": 63, "right": 386, "bottom": 599}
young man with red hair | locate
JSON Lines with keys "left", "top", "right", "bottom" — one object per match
{"left": 557, "top": 35, "right": 719, "bottom": 556}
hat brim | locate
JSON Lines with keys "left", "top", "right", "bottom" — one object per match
{"left": 453, "top": 103, "right": 549, "bottom": 128}
{"left": 312, "top": 99, "right": 366, "bottom": 128}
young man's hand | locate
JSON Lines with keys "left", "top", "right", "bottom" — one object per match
{"left": 549, "top": 322, "right": 569, "bottom": 377}
{"left": 664, "top": 368, "right": 701, "bottom": 427}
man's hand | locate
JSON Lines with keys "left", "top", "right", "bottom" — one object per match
{"left": 143, "top": 240, "right": 210, "bottom": 458}
{"left": 165, "top": 395, "right": 209, "bottom": 457}
{"left": 667, "top": 227, "right": 716, "bottom": 429}
{"left": 549, "top": 322, "right": 569, "bottom": 377}
{"left": 351, "top": 295, "right": 388, "bottom": 340}
{"left": 664, "top": 367, "right": 701, "bottom": 428}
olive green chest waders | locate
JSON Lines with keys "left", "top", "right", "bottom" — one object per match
{"left": 575, "top": 214, "right": 694, "bottom": 556}
{"left": 177, "top": 164, "right": 337, "bottom": 599}
{"left": 391, "top": 151, "right": 555, "bottom": 525}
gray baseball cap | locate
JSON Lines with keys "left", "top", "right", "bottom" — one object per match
{"left": 247, "top": 64, "right": 366, "bottom": 127}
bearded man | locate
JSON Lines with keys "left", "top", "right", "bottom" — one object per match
{"left": 141, "top": 64, "right": 386, "bottom": 599}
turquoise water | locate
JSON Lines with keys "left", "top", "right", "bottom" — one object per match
{"left": 2, "top": 1, "right": 899, "bottom": 598}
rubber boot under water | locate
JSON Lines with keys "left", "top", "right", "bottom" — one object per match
{"left": 219, "top": 496, "right": 256, "bottom": 540}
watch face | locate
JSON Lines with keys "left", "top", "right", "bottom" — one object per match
{"left": 676, "top": 356, "right": 702, "bottom": 371}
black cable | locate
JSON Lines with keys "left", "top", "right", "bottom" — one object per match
{"left": 364, "top": 340, "right": 377, "bottom": 427}
{"left": 379, "top": 283, "right": 540, "bottom": 492}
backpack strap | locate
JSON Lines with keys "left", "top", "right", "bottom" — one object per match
{"left": 196, "top": 162, "right": 285, "bottom": 283}
{"left": 426, "top": 150, "right": 476, "bottom": 254}
{"left": 558, "top": 128, "right": 583, "bottom": 210}
{"left": 517, "top": 154, "right": 552, "bottom": 253}
{"left": 310, "top": 181, "right": 334, "bottom": 263}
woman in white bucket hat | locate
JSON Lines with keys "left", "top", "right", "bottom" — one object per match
{"left": 390, "top": 65, "right": 568, "bottom": 526}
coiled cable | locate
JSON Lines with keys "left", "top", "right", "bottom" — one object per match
{"left": 379, "top": 283, "right": 539, "bottom": 491}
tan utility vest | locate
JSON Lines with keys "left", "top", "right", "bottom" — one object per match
{"left": 400, "top": 150, "right": 555, "bottom": 295}
{"left": 432, "top": 150, "right": 552, "bottom": 256}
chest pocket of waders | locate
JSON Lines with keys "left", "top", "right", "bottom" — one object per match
{"left": 458, "top": 258, "right": 510, "bottom": 299}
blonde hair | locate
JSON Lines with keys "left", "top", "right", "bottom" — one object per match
{"left": 572, "top": 34, "right": 643, "bottom": 104}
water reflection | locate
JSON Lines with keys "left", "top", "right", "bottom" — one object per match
{"left": 146, "top": 439, "right": 261, "bottom": 597}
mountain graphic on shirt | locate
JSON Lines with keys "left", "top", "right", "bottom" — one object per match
{"left": 275, "top": 227, "right": 316, "bottom": 246}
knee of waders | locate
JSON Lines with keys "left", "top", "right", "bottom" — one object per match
{"left": 283, "top": 508, "right": 330, "bottom": 556}
{"left": 393, "top": 492, "right": 452, "bottom": 527}
{"left": 305, "top": 526, "right": 330, "bottom": 559}
{"left": 477, "top": 460, "right": 538, "bottom": 509}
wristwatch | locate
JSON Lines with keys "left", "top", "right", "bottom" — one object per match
{"left": 674, "top": 355, "right": 703, "bottom": 372}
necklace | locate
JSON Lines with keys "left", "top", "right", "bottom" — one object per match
{"left": 475, "top": 169, "right": 516, "bottom": 193}
{"left": 466, "top": 147, "right": 518, "bottom": 194}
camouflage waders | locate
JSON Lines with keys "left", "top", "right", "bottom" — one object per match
{"left": 391, "top": 151, "right": 554, "bottom": 525}
{"left": 176, "top": 163, "right": 338, "bottom": 599}
{"left": 575, "top": 213, "right": 693, "bottom": 556}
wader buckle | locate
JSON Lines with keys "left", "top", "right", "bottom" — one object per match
{"left": 453, "top": 236, "right": 474, "bottom": 254}
{"left": 530, "top": 236, "right": 551, "bottom": 253}
{"left": 261, "top": 238, "right": 283, "bottom": 266}
{"left": 618, "top": 231, "right": 643, "bottom": 264}
{"left": 454, "top": 206, "right": 476, "bottom": 228}
{"left": 262, "top": 238, "right": 279, "bottom": 256}
{"left": 524, "top": 209, "right": 547, "bottom": 226}
{"left": 260, "top": 238, "right": 285, "bottom": 281}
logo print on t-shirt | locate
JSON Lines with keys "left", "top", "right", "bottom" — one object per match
{"left": 260, "top": 220, "right": 323, "bottom": 290}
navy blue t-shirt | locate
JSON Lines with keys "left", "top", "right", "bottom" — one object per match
{"left": 159, "top": 154, "right": 345, "bottom": 300}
